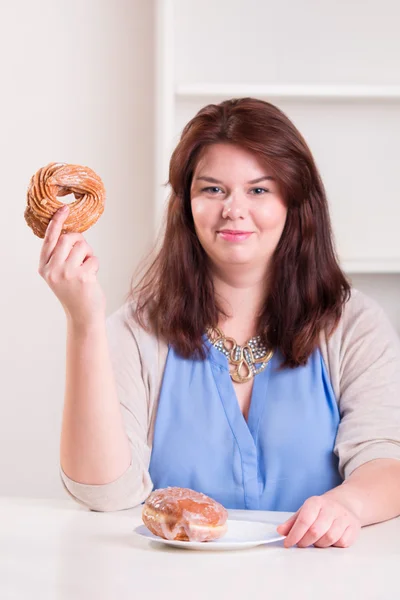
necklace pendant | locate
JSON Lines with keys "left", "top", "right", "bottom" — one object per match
{"left": 231, "top": 360, "right": 253, "bottom": 383}
{"left": 206, "top": 326, "right": 273, "bottom": 383}
{"left": 229, "top": 346, "right": 254, "bottom": 382}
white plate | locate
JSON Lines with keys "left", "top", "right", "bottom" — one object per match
{"left": 134, "top": 519, "right": 285, "bottom": 551}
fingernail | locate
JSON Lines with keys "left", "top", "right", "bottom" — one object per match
{"left": 60, "top": 205, "right": 69, "bottom": 212}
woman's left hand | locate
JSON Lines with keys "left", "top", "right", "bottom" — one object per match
{"left": 276, "top": 494, "right": 361, "bottom": 548}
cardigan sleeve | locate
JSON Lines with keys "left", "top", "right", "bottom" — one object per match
{"left": 60, "top": 304, "right": 154, "bottom": 511}
{"left": 334, "top": 291, "right": 400, "bottom": 478}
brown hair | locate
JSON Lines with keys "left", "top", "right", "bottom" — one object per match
{"left": 129, "top": 98, "right": 350, "bottom": 368}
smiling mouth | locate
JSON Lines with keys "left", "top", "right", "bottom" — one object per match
{"left": 217, "top": 230, "right": 254, "bottom": 241}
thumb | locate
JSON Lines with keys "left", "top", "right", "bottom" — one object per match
{"left": 277, "top": 512, "right": 298, "bottom": 535}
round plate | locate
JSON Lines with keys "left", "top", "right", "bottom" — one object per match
{"left": 133, "top": 519, "right": 285, "bottom": 551}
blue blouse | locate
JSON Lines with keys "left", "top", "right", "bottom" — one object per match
{"left": 149, "top": 337, "right": 342, "bottom": 511}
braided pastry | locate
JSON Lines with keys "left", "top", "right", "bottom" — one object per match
{"left": 25, "top": 162, "right": 105, "bottom": 238}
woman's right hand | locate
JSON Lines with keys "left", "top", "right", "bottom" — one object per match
{"left": 38, "top": 205, "right": 106, "bottom": 327}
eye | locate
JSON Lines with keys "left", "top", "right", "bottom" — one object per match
{"left": 201, "top": 186, "right": 224, "bottom": 194}
{"left": 250, "top": 187, "right": 269, "bottom": 195}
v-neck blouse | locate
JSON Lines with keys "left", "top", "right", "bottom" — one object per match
{"left": 148, "top": 338, "right": 342, "bottom": 511}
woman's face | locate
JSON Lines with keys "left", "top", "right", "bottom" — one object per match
{"left": 190, "top": 143, "right": 287, "bottom": 272}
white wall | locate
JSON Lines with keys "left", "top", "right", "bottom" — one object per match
{"left": 0, "top": 0, "right": 155, "bottom": 498}
{"left": 348, "top": 275, "right": 400, "bottom": 331}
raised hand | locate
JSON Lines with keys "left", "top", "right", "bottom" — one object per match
{"left": 38, "top": 205, "right": 106, "bottom": 327}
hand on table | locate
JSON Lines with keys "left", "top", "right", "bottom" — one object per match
{"left": 277, "top": 495, "right": 361, "bottom": 549}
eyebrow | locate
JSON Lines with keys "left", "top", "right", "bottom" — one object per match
{"left": 195, "top": 175, "right": 275, "bottom": 184}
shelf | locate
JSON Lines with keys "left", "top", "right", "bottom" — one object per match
{"left": 176, "top": 84, "right": 400, "bottom": 101}
{"left": 340, "top": 258, "right": 400, "bottom": 274}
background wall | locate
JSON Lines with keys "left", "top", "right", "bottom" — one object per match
{"left": 1, "top": 0, "right": 399, "bottom": 499}
{"left": 0, "top": 0, "right": 155, "bottom": 498}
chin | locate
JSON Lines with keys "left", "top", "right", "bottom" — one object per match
{"left": 218, "top": 250, "right": 255, "bottom": 265}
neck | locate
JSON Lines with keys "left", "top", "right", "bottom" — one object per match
{"left": 211, "top": 263, "right": 269, "bottom": 343}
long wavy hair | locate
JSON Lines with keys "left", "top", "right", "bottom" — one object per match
{"left": 129, "top": 97, "right": 350, "bottom": 368}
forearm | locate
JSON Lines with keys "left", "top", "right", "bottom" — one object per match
{"left": 324, "top": 458, "right": 400, "bottom": 526}
{"left": 60, "top": 318, "right": 131, "bottom": 485}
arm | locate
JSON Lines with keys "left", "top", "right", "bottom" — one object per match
{"left": 278, "top": 292, "right": 400, "bottom": 547}
{"left": 60, "top": 305, "right": 154, "bottom": 511}
{"left": 327, "top": 291, "right": 400, "bottom": 525}
{"left": 39, "top": 207, "right": 153, "bottom": 511}
{"left": 324, "top": 458, "right": 400, "bottom": 526}
{"left": 60, "top": 318, "right": 131, "bottom": 485}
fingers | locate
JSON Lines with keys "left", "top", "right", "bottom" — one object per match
{"left": 296, "top": 506, "right": 335, "bottom": 548}
{"left": 47, "top": 232, "right": 87, "bottom": 267}
{"left": 334, "top": 524, "right": 360, "bottom": 548}
{"left": 280, "top": 495, "right": 361, "bottom": 549}
{"left": 39, "top": 205, "right": 70, "bottom": 267}
{"left": 43, "top": 238, "right": 94, "bottom": 283}
{"left": 283, "top": 496, "right": 322, "bottom": 548}
{"left": 276, "top": 511, "right": 298, "bottom": 536}
{"left": 38, "top": 218, "right": 96, "bottom": 287}
{"left": 79, "top": 256, "right": 100, "bottom": 281}
{"left": 313, "top": 517, "right": 349, "bottom": 548}
{"left": 64, "top": 240, "right": 94, "bottom": 272}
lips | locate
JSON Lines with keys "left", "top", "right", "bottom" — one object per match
{"left": 219, "top": 230, "right": 252, "bottom": 234}
{"left": 217, "top": 230, "right": 253, "bottom": 242}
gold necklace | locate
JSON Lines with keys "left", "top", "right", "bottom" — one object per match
{"left": 206, "top": 326, "right": 273, "bottom": 383}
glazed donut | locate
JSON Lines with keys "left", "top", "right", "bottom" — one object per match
{"left": 24, "top": 162, "right": 105, "bottom": 238}
{"left": 142, "top": 487, "right": 228, "bottom": 542}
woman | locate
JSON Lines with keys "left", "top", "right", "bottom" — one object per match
{"left": 39, "top": 98, "right": 400, "bottom": 548}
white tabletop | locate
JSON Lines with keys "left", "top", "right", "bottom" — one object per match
{"left": 0, "top": 497, "right": 399, "bottom": 600}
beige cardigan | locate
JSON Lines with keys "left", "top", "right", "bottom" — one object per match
{"left": 61, "top": 289, "right": 400, "bottom": 511}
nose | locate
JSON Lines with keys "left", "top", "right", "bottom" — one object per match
{"left": 221, "top": 192, "right": 248, "bottom": 219}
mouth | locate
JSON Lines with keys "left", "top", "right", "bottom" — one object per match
{"left": 217, "top": 230, "right": 254, "bottom": 242}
